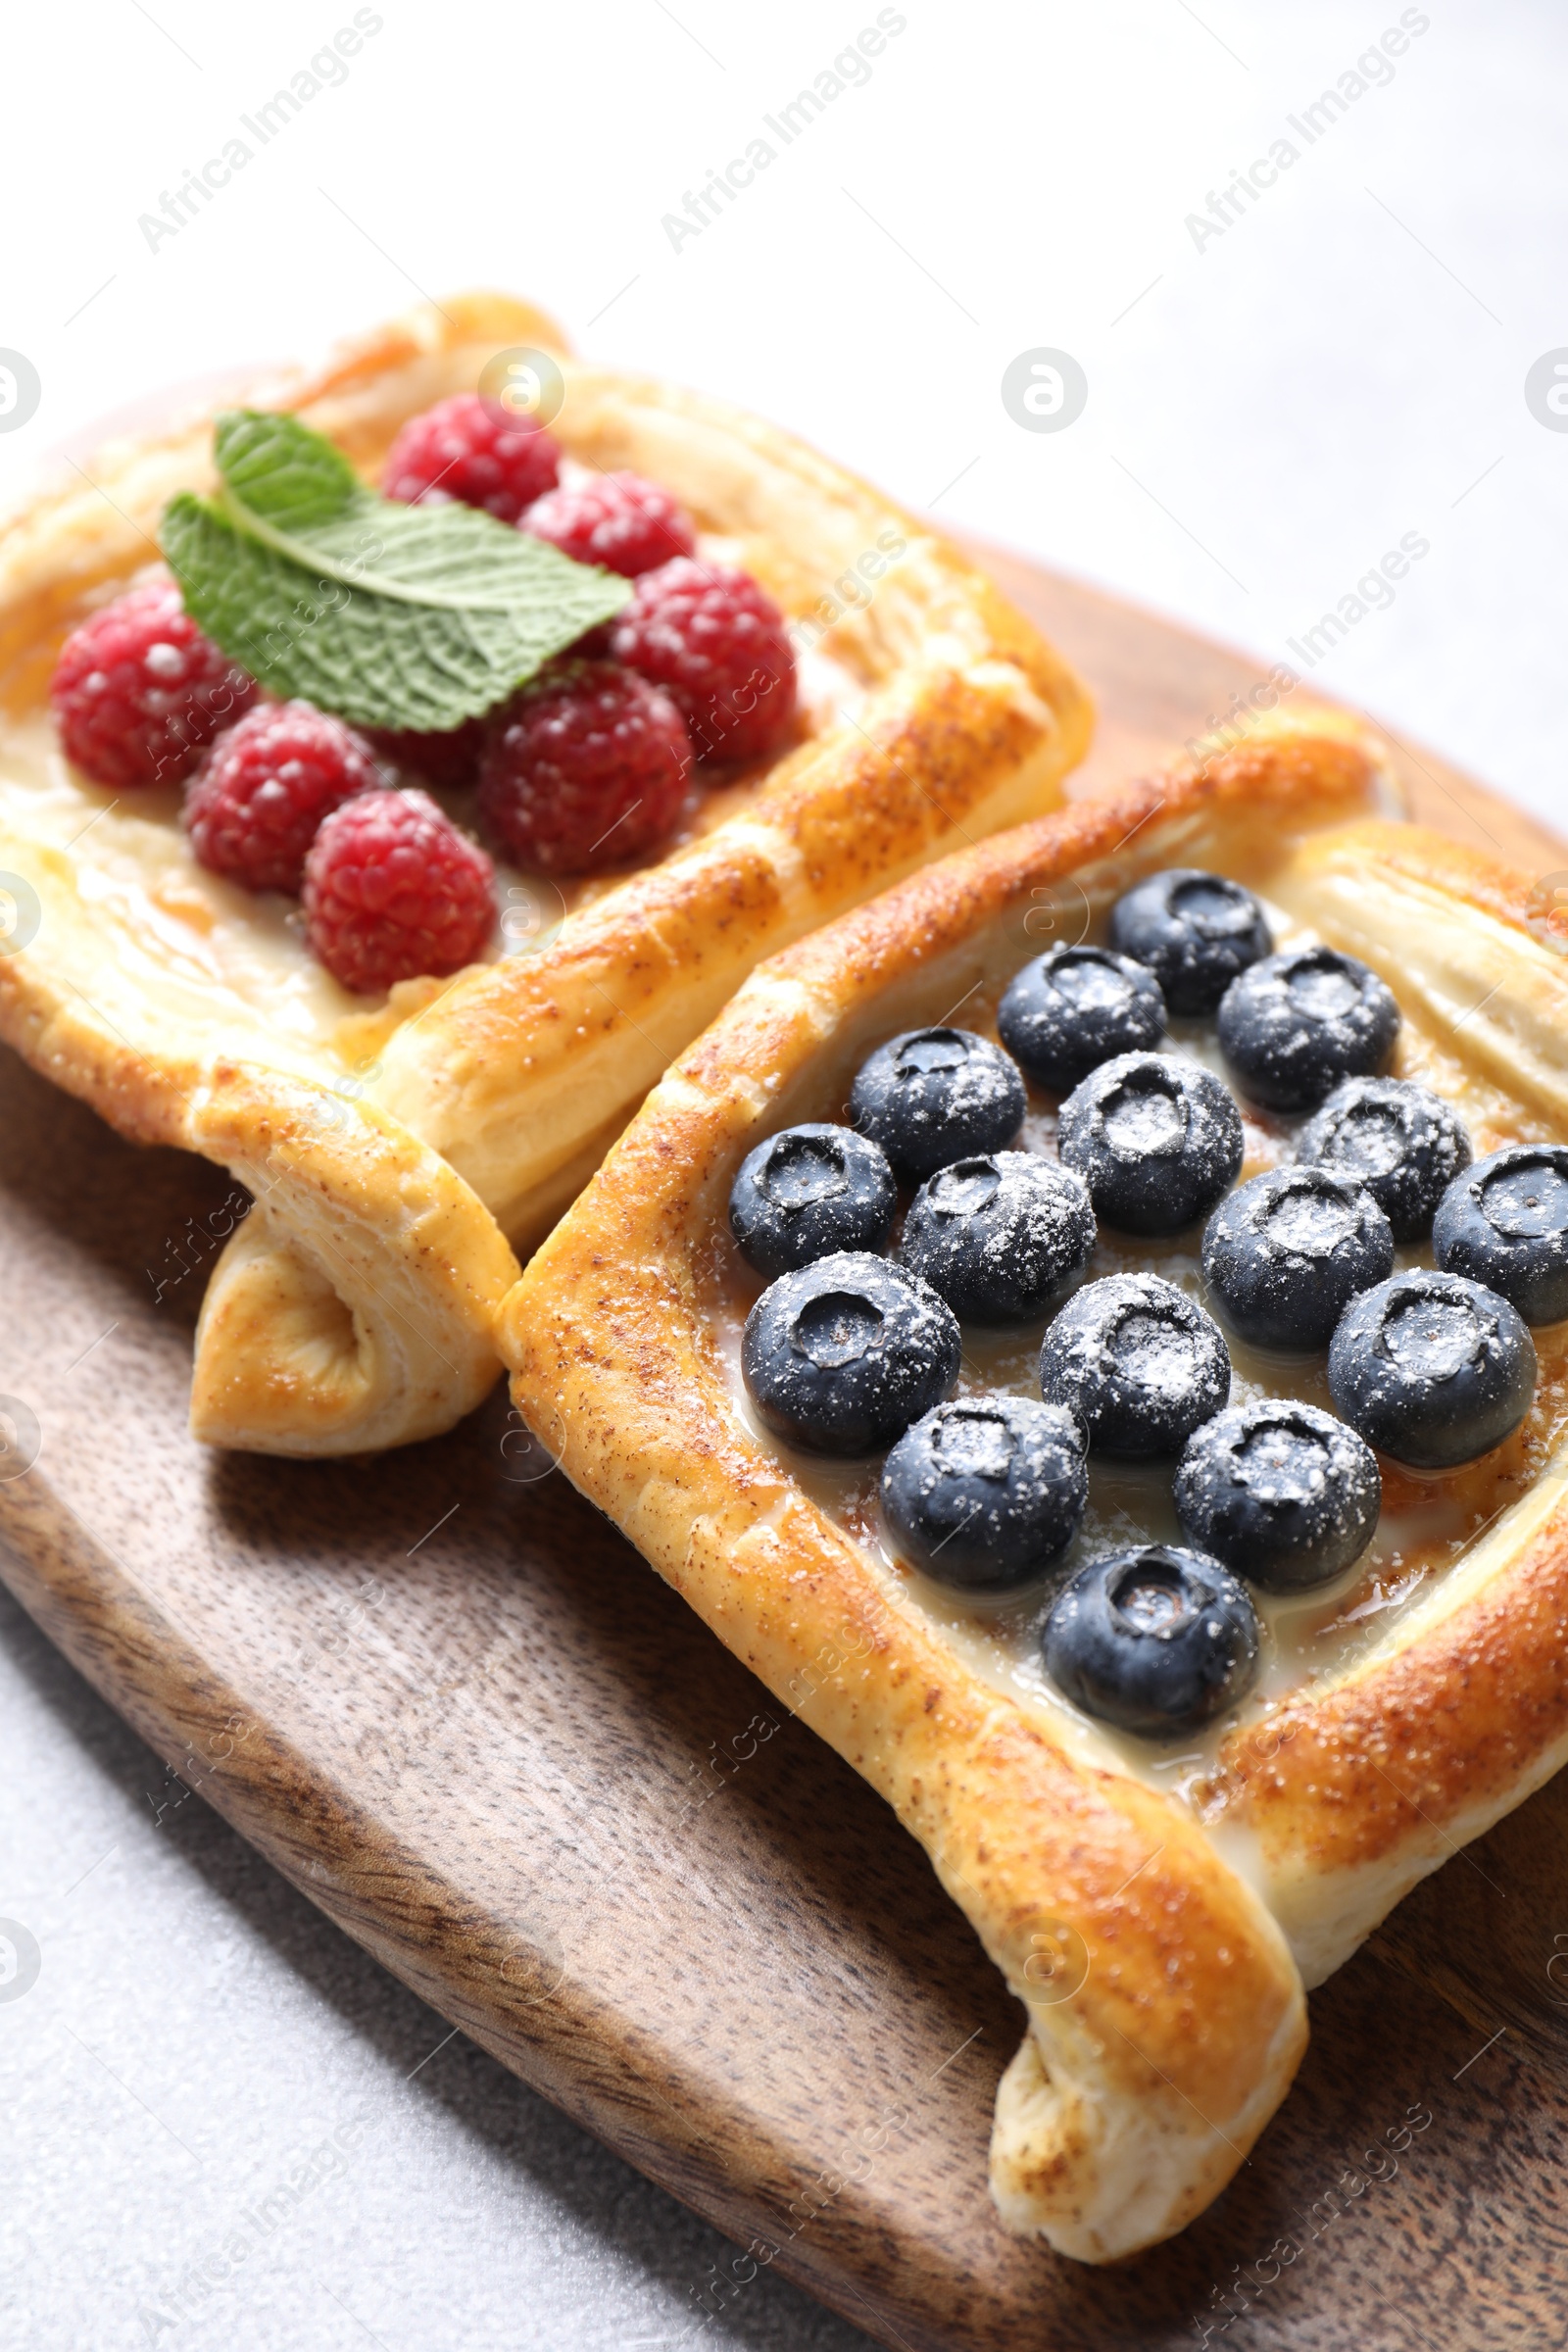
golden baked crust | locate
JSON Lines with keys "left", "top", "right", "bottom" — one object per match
{"left": 0, "top": 294, "right": 1092, "bottom": 1455}
{"left": 498, "top": 721, "right": 1568, "bottom": 2261}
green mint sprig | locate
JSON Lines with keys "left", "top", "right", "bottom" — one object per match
{"left": 160, "top": 410, "right": 631, "bottom": 732}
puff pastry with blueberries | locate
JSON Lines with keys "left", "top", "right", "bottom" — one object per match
{"left": 500, "top": 716, "right": 1568, "bottom": 2260}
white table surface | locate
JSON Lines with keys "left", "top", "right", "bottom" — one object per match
{"left": 2, "top": 4, "right": 1564, "bottom": 2347}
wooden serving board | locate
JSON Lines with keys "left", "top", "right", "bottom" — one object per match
{"left": 2, "top": 554, "right": 1565, "bottom": 2352}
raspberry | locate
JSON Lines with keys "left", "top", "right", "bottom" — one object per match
{"left": 362, "top": 716, "right": 485, "bottom": 792}
{"left": 183, "top": 702, "right": 381, "bottom": 894}
{"left": 522, "top": 470, "right": 696, "bottom": 577}
{"left": 477, "top": 660, "right": 692, "bottom": 876}
{"left": 381, "top": 394, "right": 560, "bottom": 523}
{"left": 50, "top": 580, "right": 257, "bottom": 791}
{"left": 612, "top": 560, "right": 796, "bottom": 762}
{"left": 304, "top": 789, "right": 495, "bottom": 993}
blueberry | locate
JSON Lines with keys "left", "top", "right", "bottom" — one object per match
{"left": 881, "top": 1396, "right": 1087, "bottom": 1593}
{"left": 1039, "top": 1272, "right": 1231, "bottom": 1458}
{"left": 848, "top": 1028, "right": 1026, "bottom": 1181}
{"left": 1042, "top": 1544, "right": 1260, "bottom": 1739}
{"left": 1056, "top": 1052, "right": 1244, "bottom": 1236}
{"left": 742, "top": 1251, "right": 960, "bottom": 1456}
{"left": 1297, "top": 1076, "right": 1471, "bottom": 1243}
{"left": 729, "top": 1122, "right": 897, "bottom": 1278}
{"left": 1201, "top": 1166, "right": 1394, "bottom": 1352}
{"left": 898, "top": 1152, "right": 1095, "bottom": 1324}
{"left": 1432, "top": 1144, "right": 1568, "bottom": 1325}
{"left": 1108, "top": 868, "right": 1272, "bottom": 1015}
{"left": 997, "top": 945, "right": 1166, "bottom": 1094}
{"left": 1173, "top": 1401, "right": 1381, "bottom": 1593}
{"left": 1217, "top": 947, "right": 1399, "bottom": 1113}
{"left": 1327, "top": 1269, "right": 1537, "bottom": 1470}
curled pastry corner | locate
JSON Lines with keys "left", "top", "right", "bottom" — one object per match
{"left": 498, "top": 722, "right": 1394, "bottom": 2258}
{"left": 988, "top": 1927, "right": 1306, "bottom": 2262}
{"left": 187, "top": 1066, "right": 518, "bottom": 1457}
{"left": 903, "top": 1684, "right": 1307, "bottom": 2263}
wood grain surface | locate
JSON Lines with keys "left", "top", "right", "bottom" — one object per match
{"left": 1, "top": 555, "right": 1565, "bottom": 2352}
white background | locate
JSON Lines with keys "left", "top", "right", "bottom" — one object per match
{"left": 1, "top": 4, "right": 1564, "bottom": 2348}
{"left": 4, "top": 0, "right": 1566, "bottom": 836}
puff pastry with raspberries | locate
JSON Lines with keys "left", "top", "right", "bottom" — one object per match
{"left": 0, "top": 292, "right": 1091, "bottom": 1454}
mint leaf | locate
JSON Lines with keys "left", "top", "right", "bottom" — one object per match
{"left": 160, "top": 410, "right": 631, "bottom": 732}
{"left": 215, "top": 409, "right": 362, "bottom": 531}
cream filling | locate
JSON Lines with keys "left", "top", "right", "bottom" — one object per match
{"left": 0, "top": 706, "right": 354, "bottom": 1070}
